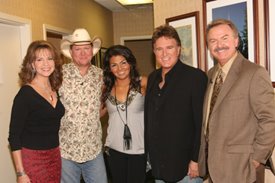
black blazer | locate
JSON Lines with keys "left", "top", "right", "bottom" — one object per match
{"left": 145, "top": 61, "right": 207, "bottom": 182}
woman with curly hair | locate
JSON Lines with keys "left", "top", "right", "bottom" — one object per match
{"left": 8, "top": 40, "right": 65, "bottom": 183}
{"left": 101, "top": 45, "right": 147, "bottom": 183}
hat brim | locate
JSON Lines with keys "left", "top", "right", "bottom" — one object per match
{"left": 60, "top": 37, "right": 102, "bottom": 59}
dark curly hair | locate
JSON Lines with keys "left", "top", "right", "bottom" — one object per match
{"left": 18, "top": 40, "right": 63, "bottom": 91}
{"left": 102, "top": 45, "right": 141, "bottom": 103}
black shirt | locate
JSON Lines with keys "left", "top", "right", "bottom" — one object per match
{"left": 8, "top": 85, "right": 65, "bottom": 151}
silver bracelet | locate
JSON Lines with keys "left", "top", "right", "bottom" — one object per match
{"left": 16, "top": 170, "right": 26, "bottom": 177}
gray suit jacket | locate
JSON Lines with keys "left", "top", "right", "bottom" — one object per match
{"left": 198, "top": 53, "right": 275, "bottom": 183}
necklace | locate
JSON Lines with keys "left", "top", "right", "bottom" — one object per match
{"left": 114, "top": 86, "right": 132, "bottom": 150}
{"left": 34, "top": 80, "right": 54, "bottom": 101}
{"left": 49, "top": 93, "right": 54, "bottom": 101}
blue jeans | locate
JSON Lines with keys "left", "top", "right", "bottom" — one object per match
{"left": 155, "top": 175, "right": 203, "bottom": 183}
{"left": 61, "top": 152, "right": 107, "bottom": 183}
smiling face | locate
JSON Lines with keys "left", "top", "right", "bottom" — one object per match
{"left": 153, "top": 36, "right": 181, "bottom": 74}
{"left": 32, "top": 48, "right": 55, "bottom": 78}
{"left": 207, "top": 24, "right": 239, "bottom": 66}
{"left": 109, "top": 55, "right": 131, "bottom": 81}
{"left": 70, "top": 43, "right": 93, "bottom": 68}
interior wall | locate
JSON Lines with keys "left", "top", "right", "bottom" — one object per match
{"left": 0, "top": 0, "right": 114, "bottom": 47}
{"left": 113, "top": 7, "right": 154, "bottom": 44}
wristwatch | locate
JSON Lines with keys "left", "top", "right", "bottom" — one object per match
{"left": 16, "top": 170, "right": 26, "bottom": 177}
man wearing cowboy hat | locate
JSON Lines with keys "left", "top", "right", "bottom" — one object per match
{"left": 59, "top": 28, "right": 107, "bottom": 183}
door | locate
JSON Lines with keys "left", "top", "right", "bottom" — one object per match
{"left": 125, "top": 39, "right": 155, "bottom": 77}
{"left": 0, "top": 23, "right": 23, "bottom": 182}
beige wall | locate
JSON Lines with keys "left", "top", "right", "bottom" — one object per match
{"left": 0, "top": 0, "right": 114, "bottom": 47}
{"left": 113, "top": 7, "right": 154, "bottom": 44}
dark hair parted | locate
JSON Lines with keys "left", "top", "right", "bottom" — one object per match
{"left": 206, "top": 19, "right": 239, "bottom": 44}
{"left": 152, "top": 25, "right": 181, "bottom": 48}
{"left": 102, "top": 45, "right": 141, "bottom": 103}
{"left": 18, "top": 40, "right": 63, "bottom": 91}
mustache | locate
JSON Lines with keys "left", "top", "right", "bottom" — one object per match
{"left": 214, "top": 47, "right": 229, "bottom": 52}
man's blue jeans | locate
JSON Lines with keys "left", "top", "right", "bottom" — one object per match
{"left": 61, "top": 152, "right": 107, "bottom": 183}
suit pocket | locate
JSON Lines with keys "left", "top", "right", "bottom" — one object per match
{"left": 225, "top": 145, "right": 256, "bottom": 182}
{"left": 227, "top": 144, "right": 254, "bottom": 153}
{"left": 226, "top": 94, "right": 246, "bottom": 101}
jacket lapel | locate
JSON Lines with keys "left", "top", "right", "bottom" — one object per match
{"left": 210, "top": 53, "right": 243, "bottom": 114}
{"left": 203, "top": 67, "right": 217, "bottom": 125}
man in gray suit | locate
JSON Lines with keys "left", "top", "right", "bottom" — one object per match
{"left": 198, "top": 19, "right": 275, "bottom": 183}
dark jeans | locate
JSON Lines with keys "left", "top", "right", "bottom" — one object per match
{"left": 106, "top": 148, "right": 146, "bottom": 183}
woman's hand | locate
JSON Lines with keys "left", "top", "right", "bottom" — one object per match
{"left": 17, "top": 174, "right": 31, "bottom": 183}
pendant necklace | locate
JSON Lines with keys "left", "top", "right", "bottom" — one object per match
{"left": 34, "top": 80, "right": 54, "bottom": 102}
{"left": 114, "top": 85, "right": 132, "bottom": 150}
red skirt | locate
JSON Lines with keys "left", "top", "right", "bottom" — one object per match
{"left": 22, "top": 147, "right": 61, "bottom": 183}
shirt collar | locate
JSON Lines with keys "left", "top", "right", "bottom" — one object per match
{"left": 218, "top": 52, "right": 238, "bottom": 80}
{"left": 162, "top": 60, "right": 180, "bottom": 82}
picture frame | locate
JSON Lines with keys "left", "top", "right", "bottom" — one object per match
{"left": 264, "top": 0, "right": 275, "bottom": 87}
{"left": 92, "top": 47, "right": 107, "bottom": 69}
{"left": 166, "top": 11, "right": 201, "bottom": 68}
{"left": 203, "top": 0, "right": 259, "bottom": 70}
{"left": 99, "top": 47, "right": 107, "bottom": 69}
{"left": 91, "top": 52, "right": 100, "bottom": 68}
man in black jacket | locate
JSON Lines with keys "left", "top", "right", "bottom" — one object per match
{"left": 145, "top": 25, "right": 207, "bottom": 183}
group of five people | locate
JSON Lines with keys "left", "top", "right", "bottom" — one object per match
{"left": 8, "top": 18, "right": 275, "bottom": 183}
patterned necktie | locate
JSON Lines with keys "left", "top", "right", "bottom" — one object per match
{"left": 206, "top": 69, "right": 224, "bottom": 141}
{"left": 209, "top": 69, "right": 224, "bottom": 116}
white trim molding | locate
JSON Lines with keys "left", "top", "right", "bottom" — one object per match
{"left": 0, "top": 11, "right": 31, "bottom": 61}
{"left": 42, "top": 24, "right": 71, "bottom": 40}
{"left": 120, "top": 35, "right": 152, "bottom": 45}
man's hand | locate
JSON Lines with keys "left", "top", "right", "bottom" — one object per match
{"left": 252, "top": 159, "right": 260, "bottom": 169}
{"left": 188, "top": 160, "right": 199, "bottom": 178}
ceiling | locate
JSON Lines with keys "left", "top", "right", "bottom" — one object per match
{"left": 94, "top": 0, "right": 153, "bottom": 12}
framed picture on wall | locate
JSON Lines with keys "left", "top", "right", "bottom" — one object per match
{"left": 166, "top": 11, "right": 201, "bottom": 68}
{"left": 99, "top": 47, "right": 107, "bottom": 69}
{"left": 264, "top": 0, "right": 275, "bottom": 87}
{"left": 92, "top": 51, "right": 100, "bottom": 68}
{"left": 203, "top": 0, "right": 259, "bottom": 70}
{"left": 92, "top": 47, "right": 107, "bottom": 69}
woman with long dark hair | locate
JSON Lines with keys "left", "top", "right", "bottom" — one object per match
{"left": 102, "top": 45, "right": 147, "bottom": 183}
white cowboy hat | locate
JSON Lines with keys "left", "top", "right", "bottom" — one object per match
{"left": 60, "top": 28, "right": 101, "bottom": 59}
